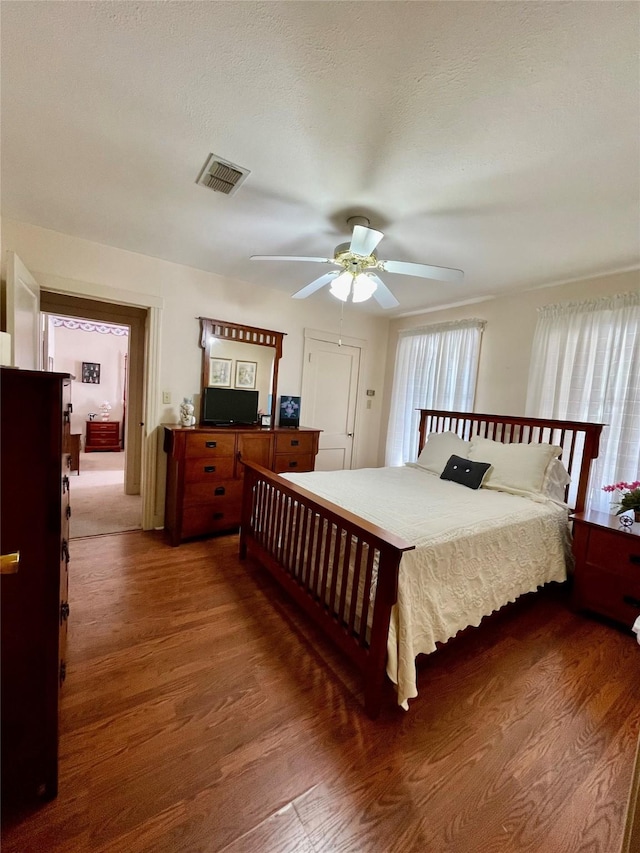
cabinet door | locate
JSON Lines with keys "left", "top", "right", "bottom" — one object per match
{"left": 237, "top": 432, "right": 274, "bottom": 471}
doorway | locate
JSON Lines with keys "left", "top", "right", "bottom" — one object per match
{"left": 301, "top": 330, "right": 363, "bottom": 471}
{"left": 40, "top": 292, "right": 147, "bottom": 537}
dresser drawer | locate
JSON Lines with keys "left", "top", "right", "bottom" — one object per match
{"left": 586, "top": 527, "right": 640, "bottom": 580}
{"left": 274, "top": 453, "right": 315, "bottom": 474}
{"left": 184, "top": 457, "right": 235, "bottom": 483}
{"left": 574, "top": 565, "right": 640, "bottom": 628}
{"left": 181, "top": 496, "right": 242, "bottom": 538}
{"left": 275, "top": 432, "right": 316, "bottom": 455}
{"left": 184, "top": 478, "right": 242, "bottom": 507}
{"left": 184, "top": 433, "right": 236, "bottom": 459}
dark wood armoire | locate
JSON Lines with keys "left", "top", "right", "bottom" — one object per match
{"left": 1, "top": 368, "right": 72, "bottom": 802}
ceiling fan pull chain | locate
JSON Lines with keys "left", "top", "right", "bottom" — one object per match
{"left": 339, "top": 302, "right": 344, "bottom": 347}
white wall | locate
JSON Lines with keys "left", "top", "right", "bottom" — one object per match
{"left": 1, "top": 218, "right": 391, "bottom": 523}
{"left": 381, "top": 268, "right": 640, "bottom": 458}
{"left": 50, "top": 319, "right": 129, "bottom": 437}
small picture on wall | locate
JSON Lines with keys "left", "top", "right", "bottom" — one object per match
{"left": 235, "top": 360, "right": 257, "bottom": 389}
{"left": 209, "top": 357, "right": 232, "bottom": 387}
{"left": 82, "top": 361, "right": 101, "bottom": 384}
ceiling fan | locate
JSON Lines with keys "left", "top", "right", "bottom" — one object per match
{"left": 251, "top": 216, "right": 464, "bottom": 309}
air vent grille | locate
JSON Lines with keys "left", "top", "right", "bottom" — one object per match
{"left": 196, "top": 154, "right": 250, "bottom": 196}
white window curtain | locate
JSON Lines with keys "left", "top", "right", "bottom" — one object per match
{"left": 385, "top": 319, "right": 485, "bottom": 466}
{"left": 525, "top": 291, "right": 640, "bottom": 512}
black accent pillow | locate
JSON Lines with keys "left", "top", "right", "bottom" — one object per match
{"left": 440, "top": 454, "right": 492, "bottom": 490}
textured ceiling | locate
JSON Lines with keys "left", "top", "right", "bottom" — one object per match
{"left": 2, "top": 1, "right": 639, "bottom": 315}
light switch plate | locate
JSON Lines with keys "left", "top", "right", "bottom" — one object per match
{"left": 162, "top": 391, "right": 171, "bottom": 404}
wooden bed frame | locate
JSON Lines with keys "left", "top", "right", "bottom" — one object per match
{"left": 239, "top": 409, "right": 603, "bottom": 717}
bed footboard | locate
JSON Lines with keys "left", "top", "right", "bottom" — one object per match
{"left": 239, "top": 461, "right": 414, "bottom": 717}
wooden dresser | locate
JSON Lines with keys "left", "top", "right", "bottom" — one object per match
{"left": 164, "top": 425, "right": 321, "bottom": 545}
{"left": 1, "top": 368, "right": 72, "bottom": 802}
{"left": 85, "top": 419, "right": 121, "bottom": 452}
{"left": 571, "top": 510, "right": 640, "bottom": 629}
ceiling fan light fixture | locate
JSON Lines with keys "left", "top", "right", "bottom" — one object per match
{"left": 329, "top": 271, "right": 353, "bottom": 302}
{"left": 352, "top": 273, "right": 377, "bottom": 303}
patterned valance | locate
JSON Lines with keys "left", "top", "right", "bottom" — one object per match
{"left": 51, "top": 317, "right": 129, "bottom": 336}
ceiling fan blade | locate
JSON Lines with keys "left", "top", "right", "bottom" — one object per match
{"left": 380, "top": 259, "right": 464, "bottom": 282}
{"left": 349, "top": 225, "right": 384, "bottom": 257}
{"left": 367, "top": 273, "right": 400, "bottom": 309}
{"left": 291, "top": 271, "right": 340, "bottom": 299}
{"left": 251, "top": 255, "right": 334, "bottom": 264}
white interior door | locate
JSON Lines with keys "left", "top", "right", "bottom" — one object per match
{"left": 301, "top": 337, "right": 361, "bottom": 470}
{"left": 6, "top": 252, "right": 41, "bottom": 369}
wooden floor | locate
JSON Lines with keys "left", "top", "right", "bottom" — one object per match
{"left": 2, "top": 530, "right": 639, "bottom": 853}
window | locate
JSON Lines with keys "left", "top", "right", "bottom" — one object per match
{"left": 385, "top": 319, "right": 485, "bottom": 466}
{"left": 526, "top": 291, "right": 640, "bottom": 512}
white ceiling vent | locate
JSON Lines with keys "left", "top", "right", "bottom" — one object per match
{"left": 196, "top": 154, "right": 250, "bottom": 196}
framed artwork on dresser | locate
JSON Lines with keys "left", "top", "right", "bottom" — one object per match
{"left": 82, "top": 361, "right": 100, "bottom": 384}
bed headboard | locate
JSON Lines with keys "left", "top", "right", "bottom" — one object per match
{"left": 418, "top": 409, "right": 603, "bottom": 514}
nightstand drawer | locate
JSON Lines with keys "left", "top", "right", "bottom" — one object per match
{"left": 574, "top": 565, "right": 640, "bottom": 628}
{"left": 586, "top": 528, "right": 640, "bottom": 579}
{"left": 88, "top": 422, "right": 118, "bottom": 433}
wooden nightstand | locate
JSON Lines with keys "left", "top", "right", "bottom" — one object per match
{"left": 85, "top": 420, "right": 121, "bottom": 452}
{"left": 571, "top": 509, "right": 640, "bottom": 629}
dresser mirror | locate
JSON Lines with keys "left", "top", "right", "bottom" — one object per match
{"left": 199, "top": 318, "right": 285, "bottom": 426}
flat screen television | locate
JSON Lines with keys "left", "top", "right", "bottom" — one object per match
{"left": 202, "top": 387, "right": 259, "bottom": 426}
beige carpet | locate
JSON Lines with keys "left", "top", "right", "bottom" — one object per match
{"left": 70, "top": 451, "right": 142, "bottom": 538}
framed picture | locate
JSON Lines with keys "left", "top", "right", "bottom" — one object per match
{"left": 235, "top": 360, "right": 257, "bottom": 389}
{"left": 209, "top": 357, "right": 232, "bottom": 387}
{"left": 279, "top": 395, "right": 301, "bottom": 427}
{"left": 82, "top": 361, "right": 101, "bottom": 384}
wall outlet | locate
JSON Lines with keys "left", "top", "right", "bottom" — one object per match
{"left": 162, "top": 391, "right": 171, "bottom": 404}
{"left": 366, "top": 399, "right": 372, "bottom": 410}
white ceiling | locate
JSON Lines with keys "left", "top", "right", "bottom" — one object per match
{"left": 2, "top": 1, "right": 639, "bottom": 316}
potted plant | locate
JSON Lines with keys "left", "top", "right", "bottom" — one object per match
{"left": 602, "top": 480, "right": 640, "bottom": 522}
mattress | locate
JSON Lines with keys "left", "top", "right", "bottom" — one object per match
{"left": 283, "top": 465, "right": 571, "bottom": 709}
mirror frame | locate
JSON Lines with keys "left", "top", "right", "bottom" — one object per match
{"left": 199, "top": 317, "right": 285, "bottom": 426}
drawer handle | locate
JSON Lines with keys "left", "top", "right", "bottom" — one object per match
{"left": 623, "top": 595, "right": 640, "bottom": 609}
{"left": 289, "top": 460, "right": 298, "bottom": 468}
{"left": 291, "top": 439, "right": 299, "bottom": 447}
{"left": 629, "top": 554, "right": 640, "bottom": 566}
{"left": 214, "top": 486, "right": 226, "bottom": 496}
{"left": 205, "top": 441, "right": 217, "bottom": 448}
{"left": 1, "top": 551, "right": 20, "bottom": 574}
{"left": 204, "top": 465, "right": 216, "bottom": 473}
{"left": 212, "top": 512, "right": 224, "bottom": 520}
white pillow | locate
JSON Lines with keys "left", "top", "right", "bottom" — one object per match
{"left": 416, "top": 431, "right": 472, "bottom": 475}
{"left": 468, "top": 437, "right": 562, "bottom": 495}
{"left": 541, "top": 458, "right": 571, "bottom": 503}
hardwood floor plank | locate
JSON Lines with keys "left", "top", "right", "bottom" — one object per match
{"left": 2, "top": 531, "right": 638, "bottom": 853}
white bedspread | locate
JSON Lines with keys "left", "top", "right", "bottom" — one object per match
{"left": 283, "top": 465, "right": 571, "bottom": 709}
